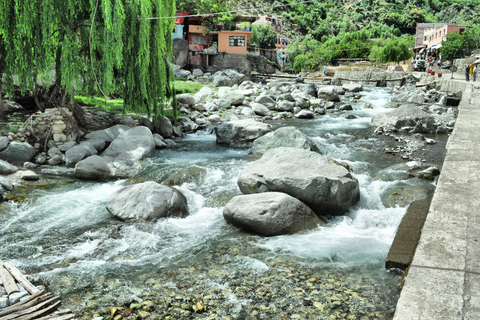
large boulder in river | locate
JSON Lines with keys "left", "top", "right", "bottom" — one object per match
{"left": 106, "top": 181, "right": 189, "bottom": 221}
{"left": 74, "top": 155, "right": 114, "bottom": 180}
{"left": 250, "top": 126, "right": 320, "bottom": 156}
{"left": 0, "top": 142, "right": 36, "bottom": 164}
{"left": 371, "top": 103, "right": 455, "bottom": 133}
{"left": 101, "top": 126, "right": 155, "bottom": 175}
{"left": 223, "top": 192, "right": 325, "bottom": 236}
{"left": 216, "top": 119, "right": 272, "bottom": 148}
{"left": 237, "top": 147, "right": 360, "bottom": 216}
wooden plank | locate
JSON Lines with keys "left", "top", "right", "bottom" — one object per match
{"left": 0, "top": 261, "right": 19, "bottom": 295}
{"left": 0, "top": 291, "right": 49, "bottom": 317}
{"left": 35, "top": 313, "right": 76, "bottom": 320}
{"left": 9, "top": 301, "right": 61, "bottom": 320}
{"left": 0, "top": 295, "right": 59, "bottom": 320}
{"left": 3, "top": 262, "right": 40, "bottom": 295}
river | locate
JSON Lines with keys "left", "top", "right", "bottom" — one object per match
{"left": 0, "top": 86, "right": 446, "bottom": 319}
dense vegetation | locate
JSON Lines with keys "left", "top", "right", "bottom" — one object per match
{"left": 225, "top": 0, "right": 480, "bottom": 70}
{"left": 0, "top": 0, "right": 176, "bottom": 120}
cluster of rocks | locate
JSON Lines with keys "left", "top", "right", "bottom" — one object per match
{"left": 370, "top": 83, "right": 457, "bottom": 136}
{"left": 223, "top": 142, "right": 360, "bottom": 236}
{"left": 175, "top": 78, "right": 365, "bottom": 138}
{"left": 0, "top": 114, "right": 182, "bottom": 201}
{"left": 174, "top": 68, "right": 248, "bottom": 87}
{"left": 102, "top": 125, "right": 361, "bottom": 237}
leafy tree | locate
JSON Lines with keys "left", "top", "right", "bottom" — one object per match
{"left": 0, "top": 0, "right": 176, "bottom": 119}
{"left": 441, "top": 32, "right": 465, "bottom": 61}
{"left": 462, "top": 24, "right": 480, "bottom": 55}
{"left": 369, "top": 36, "right": 413, "bottom": 63}
{"left": 251, "top": 24, "right": 277, "bottom": 49}
{"left": 0, "top": 35, "right": 5, "bottom": 120}
{"left": 176, "top": 0, "right": 228, "bottom": 15}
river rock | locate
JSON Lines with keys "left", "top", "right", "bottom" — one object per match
{"left": 215, "top": 69, "right": 247, "bottom": 86}
{"left": 0, "top": 176, "right": 13, "bottom": 191}
{"left": 48, "top": 155, "right": 62, "bottom": 165}
{"left": 216, "top": 119, "right": 272, "bottom": 148}
{"left": 255, "top": 95, "right": 276, "bottom": 110}
{"left": 48, "top": 147, "right": 62, "bottom": 158}
{"left": 193, "top": 87, "right": 213, "bottom": 104}
{"left": 0, "top": 142, "right": 36, "bottom": 164}
{"left": 153, "top": 116, "right": 174, "bottom": 139}
{"left": 74, "top": 155, "right": 114, "bottom": 180}
{"left": 392, "top": 88, "right": 426, "bottom": 104}
{"left": 251, "top": 103, "right": 272, "bottom": 116}
{"left": 57, "top": 141, "right": 77, "bottom": 152}
{"left": 342, "top": 83, "right": 363, "bottom": 92}
{"left": 20, "top": 170, "right": 39, "bottom": 181}
{"left": 0, "top": 137, "right": 9, "bottom": 152}
{"left": 275, "top": 100, "right": 295, "bottom": 112}
{"left": 162, "top": 167, "right": 207, "bottom": 187}
{"left": 238, "top": 147, "right": 360, "bottom": 216}
{"left": 371, "top": 103, "right": 455, "bottom": 133}
{"left": 223, "top": 192, "right": 325, "bottom": 236}
{"left": 382, "top": 182, "right": 434, "bottom": 208}
{"left": 176, "top": 94, "right": 196, "bottom": 106}
{"left": 226, "top": 93, "right": 245, "bottom": 106}
{"left": 302, "top": 83, "right": 317, "bottom": 97}
{"left": 84, "top": 124, "right": 130, "bottom": 143}
{"left": 294, "top": 110, "right": 315, "bottom": 119}
{"left": 0, "top": 159, "right": 18, "bottom": 174}
{"left": 101, "top": 126, "right": 155, "bottom": 175}
{"left": 65, "top": 141, "right": 98, "bottom": 167}
{"left": 316, "top": 86, "right": 343, "bottom": 101}
{"left": 106, "top": 181, "right": 189, "bottom": 221}
{"left": 250, "top": 126, "right": 320, "bottom": 156}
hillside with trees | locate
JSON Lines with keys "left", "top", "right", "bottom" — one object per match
{"left": 183, "top": 0, "right": 480, "bottom": 70}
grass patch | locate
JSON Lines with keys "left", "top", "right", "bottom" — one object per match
{"left": 75, "top": 95, "right": 124, "bottom": 113}
{"left": 174, "top": 79, "right": 205, "bottom": 94}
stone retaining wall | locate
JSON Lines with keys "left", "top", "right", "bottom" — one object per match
{"left": 333, "top": 71, "right": 409, "bottom": 86}
{"left": 24, "top": 108, "right": 76, "bottom": 146}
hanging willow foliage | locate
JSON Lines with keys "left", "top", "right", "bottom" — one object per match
{"left": 0, "top": 0, "right": 176, "bottom": 117}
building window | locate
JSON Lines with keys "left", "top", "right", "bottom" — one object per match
{"left": 229, "top": 36, "right": 245, "bottom": 47}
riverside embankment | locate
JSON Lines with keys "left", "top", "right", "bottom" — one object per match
{"left": 394, "top": 76, "right": 480, "bottom": 319}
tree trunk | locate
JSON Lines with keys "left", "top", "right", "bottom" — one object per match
{"left": 0, "top": 76, "right": 5, "bottom": 121}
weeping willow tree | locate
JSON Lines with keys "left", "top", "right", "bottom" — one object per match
{"left": 0, "top": 0, "right": 176, "bottom": 120}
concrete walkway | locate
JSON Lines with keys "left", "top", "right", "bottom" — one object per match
{"left": 394, "top": 75, "right": 480, "bottom": 319}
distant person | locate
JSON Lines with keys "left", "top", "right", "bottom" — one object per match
{"left": 474, "top": 65, "right": 478, "bottom": 82}
{"left": 466, "top": 64, "right": 470, "bottom": 81}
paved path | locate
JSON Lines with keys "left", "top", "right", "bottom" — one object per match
{"left": 394, "top": 76, "right": 480, "bottom": 319}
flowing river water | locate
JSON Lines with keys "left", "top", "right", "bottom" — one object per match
{"left": 0, "top": 86, "right": 447, "bottom": 319}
